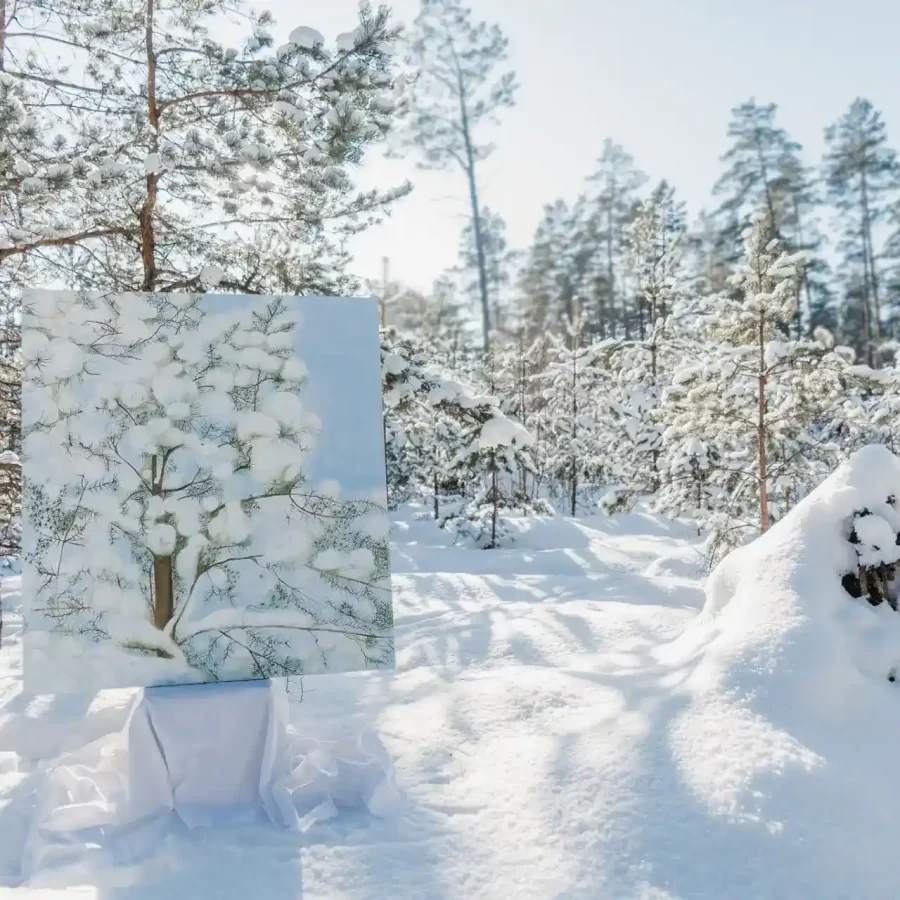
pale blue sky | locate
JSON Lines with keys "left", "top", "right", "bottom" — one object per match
{"left": 256, "top": 0, "right": 900, "bottom": 292}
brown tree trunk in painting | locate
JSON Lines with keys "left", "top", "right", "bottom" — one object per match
{"left": 153, "top": 555, "right": 175, "bottom": 629}
{"left": 149, "top": 454, "right": 175, "bottom": 630}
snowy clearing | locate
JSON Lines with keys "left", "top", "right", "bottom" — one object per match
{"left": 2, "top": 488, "right": 900, "bottom": 898}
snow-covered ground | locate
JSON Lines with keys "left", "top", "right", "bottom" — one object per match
{"left": 2, "top": 483, "right": 900, "bottom": 898}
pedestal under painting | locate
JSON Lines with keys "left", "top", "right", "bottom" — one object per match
{"left": 21, "top": 290, "right": 393, "bottom": 692}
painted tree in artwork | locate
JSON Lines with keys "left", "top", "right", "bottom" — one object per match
{"left": 23, "top": 291, "right": 392, "bottom": 681}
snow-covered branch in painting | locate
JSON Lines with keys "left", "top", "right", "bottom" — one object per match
{"left": 22, "top": 290, "right": 392, "bottom": 689}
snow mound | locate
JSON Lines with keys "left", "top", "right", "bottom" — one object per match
{"left": 679, "top": 443, "right": 900, "bottom": 694}
{"left": 657, "top": 445, "right": 900, "bottom": 895}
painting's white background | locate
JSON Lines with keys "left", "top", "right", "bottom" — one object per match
{"left": 212, "top": 295, "right": 387, "bottom": 498}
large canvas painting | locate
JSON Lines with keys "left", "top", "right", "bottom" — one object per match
{"left": 21, "top": 291, "right": 393, "bottom": 692}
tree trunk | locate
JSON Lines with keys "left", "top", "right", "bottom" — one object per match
{"left": 455, "top": 77, "right": 491, "bottom": 350}
{"left": 757, "top": 311, "right": 769, "bottom": 532}
{"left": 754, "top": 130, "right": 777, "bottom": 232}
{"left": 606, "top": 207, "right": 618, "bottom": 338}
{"left": 570, "top": 340, "right": 578, "bottom": 518}
{"left": 152, "top": 554, "right": 175, "bottom": 628}
{"left": 490, "top": 465, "right": 498, "bottom": 549}
{"left": 433, "top": 470, "right": 439, "bottom": 521}
{"left": 859, "top": 169, "right": 879, "bottom": 366}
{"left": 0, "top": 0, "right": 6, "bottom": 71}
{"left": 140, "top": 0, "right": 160, "bottom": 291}
{"left": 149, "top": 454, "right": 175, "bottom": 630}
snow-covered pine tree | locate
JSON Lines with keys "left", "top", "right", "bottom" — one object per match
{"left": 1, "top": 0, "right": 410, "bottom": 295}
{"left": 657, "top": 213, "right": 848, "bottom": 561}
{"left": 380, "top": 327, "right": 534, "bottom": 546}
{"left": 627, "top": 180, "right": 686, "bottom": 341}
{"left": 493, "top": 330, "right": 549, "bottom": 504}
{"left": 535, "top": 312, "right": 604, "bottom": 516}
{"left": 841, "top": 360, "right": 900, "bottom": 454}
{"left": 381, "top": 329, "right": 433, "bottom": 508}
{"left": 591, "top": 180, "right": 689, "bottom": 511}
{"left": 593, "top": 338, "right": 668, "bottom": 511}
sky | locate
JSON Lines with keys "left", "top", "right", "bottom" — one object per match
{"left": 253, "top": 0, "right": 900, "bottom": 294}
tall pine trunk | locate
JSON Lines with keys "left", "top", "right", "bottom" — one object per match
{"left": 757, "top": 311, "right": 769, "bottom": 532}
{"left": 140, "top": 0, "right": 160, "bottom": 292}
{"left": 860, "top": 172, "right": 882, "bottom": 366}
{"left": 149, "top": 455, "right": 175, "bottom": 630}
{"left": 649, "top": 293, "right": 660, "bottom": 492}
{"left": 490, "top": 464, "right": 498, "bottom": 549}
{"left": 456, "top": 76, "right": 491, "bottom": 350}
{"left": 570, "top": 339, "right": 578, "bottom": 517}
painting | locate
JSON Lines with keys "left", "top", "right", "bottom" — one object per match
{"left": 21, "top": 290, "right": 393, "bottom": 692}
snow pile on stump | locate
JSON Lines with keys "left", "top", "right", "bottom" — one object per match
{"left": 657, "top": 444, "right": 900, "bottom": 894}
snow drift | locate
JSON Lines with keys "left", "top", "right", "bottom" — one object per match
{"left": 659, "top": 444, "right": 900, "bottom": 896}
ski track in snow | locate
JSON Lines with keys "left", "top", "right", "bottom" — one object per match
{"left": 0, "top": 508, "right": 838, "bottom": 899}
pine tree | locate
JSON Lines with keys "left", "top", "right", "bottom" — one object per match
{"left": 712, "top": 99, "right": 829, "bottom": 334}
{"left": 714, "top": 100, "right": 801, "bottom": 238}
{"left": 517, "top": 200, "right": 577, "bottom": 337}
{"left": 658, "top": 214, "right": 847, "bottom": 560}
{"left": 403, "top": 0, "right": 517, "bottom": 350}
{"left": 627, "top": 180, "right": 686, "bottom": 341}
{"left": 586, "top": 140, "right": 646, "bottom": 338}
{"left": 823, "top": 98, "right": 900, "bottom": 366}
{"left": 1, "top": 0, "right": 409, "bottom": 295}
{"left": 535, "top": 313, "right": 604, "bottom": 516}
{"left": 381, "top": 327, "right": 533, "bottom": 546}
{"left": 456, "top": 208, "right": 517, "bottom": 337}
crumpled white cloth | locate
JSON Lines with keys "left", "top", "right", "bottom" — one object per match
{"left": 20, "top": 680, "right": 401, "bottom": 882}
